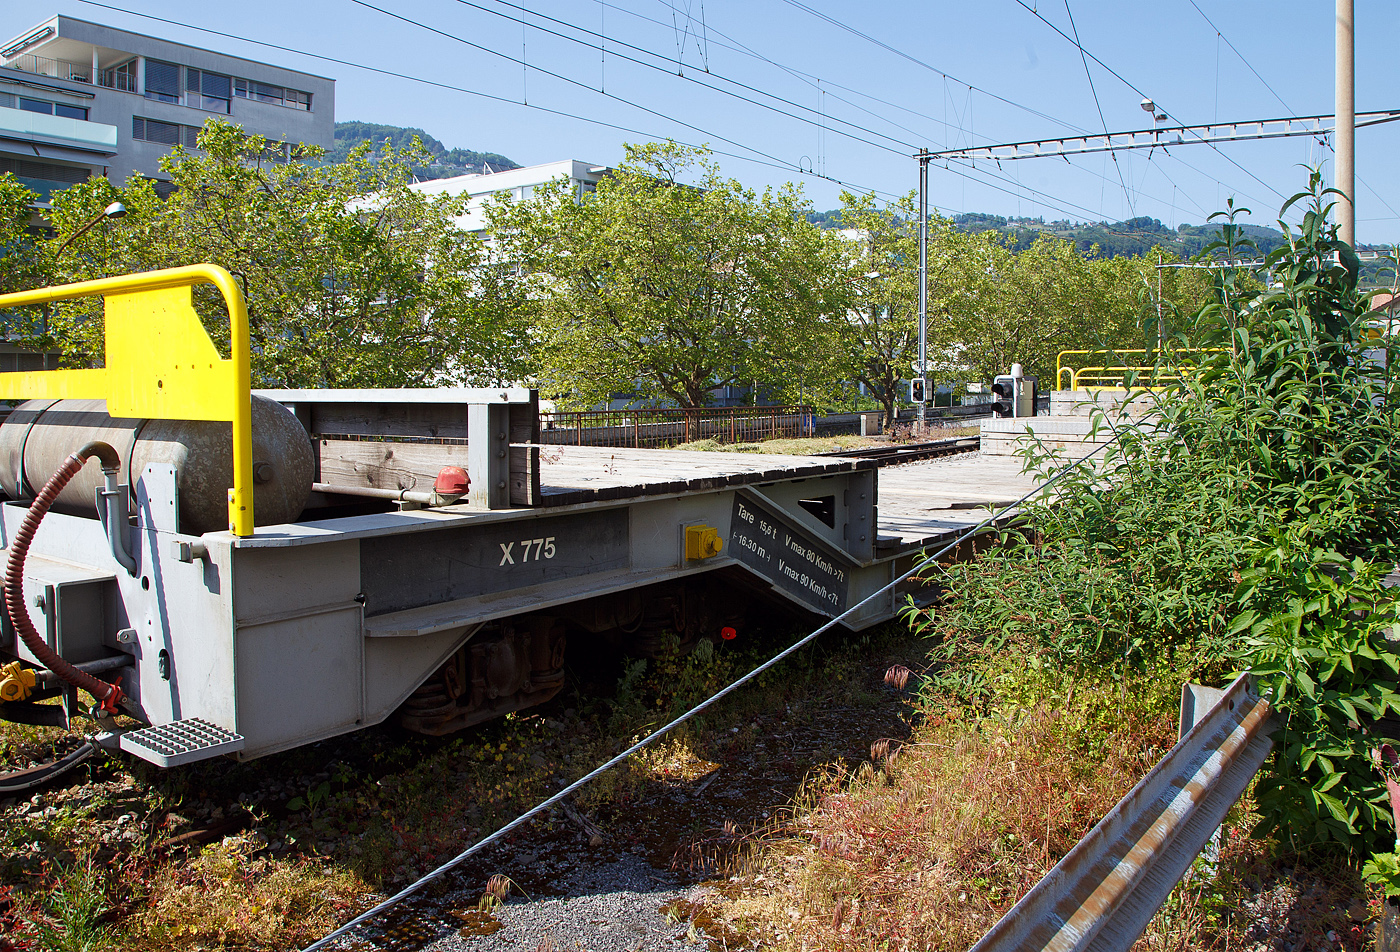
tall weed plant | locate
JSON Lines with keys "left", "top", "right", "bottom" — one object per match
{"left": 915, "top": 169, "right": 1400, "bottom": 855}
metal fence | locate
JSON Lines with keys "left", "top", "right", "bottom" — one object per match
{"left": 3, "top": 53, "right": 91, "bottom": 83}
{"left": 1056, "top": 348, "right": 1225, "bottom": 391}
{"left": 539, "top": 405, "right": 813, "bottom": 448}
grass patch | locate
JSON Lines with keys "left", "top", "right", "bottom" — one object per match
{"left": 31, "top": 854, "right": 115, "bottom": 952}
{"left": 672, "top": 435, "right": 885, "bottom": 455}
{"left": 128, "top": 838, "right": 366, "bottom": 949}
{"left": 0, "top": 617, "right": 922, "bottom": 950}
{"left": 700, "top": 648, "right": 1372, "bottom": 950}
{"left": 705, "top": 659, "right": 1180, "bottom": 950}
{"left": 671, "top": 425, "right": 979, "bottom": 456}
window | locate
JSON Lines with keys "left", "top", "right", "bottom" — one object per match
{"left": 144, "top": 59, "right": 180, "bottom": 103}
{"left": 133, "top": 117, "right": 205, "bottom": 150}
{"left": 15, "top": 98, "right": 88, "bottom": 120}
{"left": 133, "top": 117, "right": 183, "bottom": 146}
{"left": 0, "top": 156, "right": 90, "bottom": 185}
{"left": 100, "top": 60, "right": 137, "bottom": 92}
{"left": 233, "top": 76, "right": 312, "bottom": 111}
{"left": 186, "top": 67, "right": 231, "bottom": 114}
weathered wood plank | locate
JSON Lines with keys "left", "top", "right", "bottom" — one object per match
{"left": 306, "top": 404, "right": 473, "bottom": 439}
{"left": 509, "top": 446, "right": 540, "bottom": 507}
{"left": 508, "top": 393, "right": 541, "bottom": 506}
{"left": 317, "top": 439, "right": 468, "bottom": 492}
{"left": 317, "top": 438, "right": 542, "bottom": 507}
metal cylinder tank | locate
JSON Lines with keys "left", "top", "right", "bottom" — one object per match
{"left": 0, "top": 396, "right": 315, "bottom": 534}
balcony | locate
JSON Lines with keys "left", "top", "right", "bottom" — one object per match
{"left": 0, "top": 104, "right": 116, "bottom": 154}
{"left": 2, "top": 52, "right": 91, "bottom": 84}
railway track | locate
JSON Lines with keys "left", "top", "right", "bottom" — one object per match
{"left": 819, "top": 435, "right": 981, "bottom": 464}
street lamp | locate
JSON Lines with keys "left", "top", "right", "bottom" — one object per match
{"left": 40, "top": 202, "right": 126, "bottom": 353}
{"left": 56, "top": 201, "right": 126, "bottom": 255}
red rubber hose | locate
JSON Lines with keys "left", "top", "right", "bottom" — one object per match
{"left": 4, "top": 441, "right": 125, "bottom": 714}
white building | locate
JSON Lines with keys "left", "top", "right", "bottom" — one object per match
{"left": 408, "top": 159, "right": 610, "bottom": 233}
{"left": 0, "top": 15, "right": 334, "bottom": 204}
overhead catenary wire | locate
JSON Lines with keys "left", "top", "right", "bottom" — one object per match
{"left": 82, "top": 3, "right": 1222, "bottom": 245}
{"left": 1181, "top": 0, "right": 1400, "bottom": 230}
{"left": 1009, "top": 0, "right": 1290, "bottom": 210}
{"left": 1185, "top": 0, "right": 1291, "bottom": 115}
{"left": 623, "top": 0, "right": 1043, "bottom": 153}
{"left": 1062, "top": 0, "right": 1133, "bottom": 218}
{"left": 772, "top": 0, "right": 1091, "bottom": 137}
{"left": 706, "top": 0, "right": 1227, "bottom": 224}
{"left": 299, "top": 430, "right": 1124, "bottom": 952}
{"left": 371, "top": 0, "right": 1193, "bottom": 222}
{"left": 453, "top": 0, "right": 923, "bottom": 155}
{"left": 75, "top": 0, "right": 906, "bottom": 203}
{"left": 425, "top": 0, "right": 1157, "bottom": 222}
{"left": 302, "top": 0, "right": 1187, "bottom": 226}
{"left": 345, "top": 0, "right": 827, "bottom": 178}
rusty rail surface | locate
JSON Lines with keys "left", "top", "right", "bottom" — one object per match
{"left": 539, "top": 405, "right": 813, "bottom": 448}
{"left": 970, "top": 673, "right": 1275, "bottom": 952}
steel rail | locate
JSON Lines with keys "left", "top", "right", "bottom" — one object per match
{"left": 300, "top": 425, "right": 1128, "bottom": 952}
{"left": 969, "top": 673, "right": 1276, "bottom": 952}
{"left": 819, "top": 436, "right": 981, "bottom": 463}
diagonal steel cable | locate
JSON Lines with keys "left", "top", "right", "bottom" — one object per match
{"left": 302, "top": 429, "right": 1122, "bottom": 951}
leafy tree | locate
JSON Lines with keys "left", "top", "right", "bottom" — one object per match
{"left": 45, "top": 120, "right": 531, "bottom": 388}
{"left": 932, "top": 234, "right": 1214, "bottom": 387}
{"left": 826, "top": 193, "right": 1216, "bottom": 408}
{"left": 0, "top": 173, "right": 51, "bottom": 302}
{"left": 489, "top": 141, "right": 844, "bottom": 408}
{"left": 826, "top": 190, "right": 918, "bottom": 427}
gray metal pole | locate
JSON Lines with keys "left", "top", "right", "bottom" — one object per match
{"left": 917, "top": 152, "right": 928, "bottom": 416}
{"left": 1156, "top": 250, "right": 1163, "bottom": 347}
{"left": 1337, "top": 0, "right": 1355, "bottom": 246}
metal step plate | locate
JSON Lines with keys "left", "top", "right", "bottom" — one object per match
{"left": 119, "top": 718, "right": 245, "bottom": 767}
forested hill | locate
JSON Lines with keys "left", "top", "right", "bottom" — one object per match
{"left": 952, "top": 213, "right": 1290, "bottom": 259}
{"left": 807, "top": 208, "right": 1291, "bottom": 260}
{"left": 329, "top": 121, "right": 521, "bottom": 180}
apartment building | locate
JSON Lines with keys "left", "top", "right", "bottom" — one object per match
{"left": 0, "top": 15, "right": 334, "bottom": 204}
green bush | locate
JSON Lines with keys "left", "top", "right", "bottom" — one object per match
{"left": 1239, "top": 551, "right": 1400, "bottom": 851}
{"left": 913, "top": 169, "right": 1400, "bottom": 856}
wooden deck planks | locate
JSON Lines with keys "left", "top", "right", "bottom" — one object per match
{"left": 537, "top": 446, "right": 1047, "bottom": 551}
{"left": 875, "top": 454, "right": 1046, "bottom": 545}
{"left": 537, "top": 445, "right": 869, "bottom": 506}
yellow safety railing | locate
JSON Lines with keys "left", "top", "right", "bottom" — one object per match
{"left": 1056, "top": 348, "right": 1222, "bottom": 392}
{"left": 0, "top": 265, "right": 254, "bottom": 536}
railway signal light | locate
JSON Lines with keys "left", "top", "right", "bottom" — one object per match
{"left": 991, "top": 371, "right": 1039, "bottom": 418}
{"left": 910, "top": 377, "right": 926, "bottom": 403}
{"left": 991, "top": 377, "right": 1013, "bottom": 417}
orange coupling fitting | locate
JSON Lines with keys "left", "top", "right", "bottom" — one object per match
{"left": 96, "top": 681, "right": 125, "bottom": 716}
{"left": 685, "top": 525, "right": 724, "bottom": 560}
{"left": 0, "top": 661, "right": 36, "bottom": 702}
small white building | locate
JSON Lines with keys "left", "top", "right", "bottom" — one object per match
{"left": 408, "top": 159, "right": 610, "bottom": 233}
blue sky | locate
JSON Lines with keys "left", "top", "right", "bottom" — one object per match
{"left": 8, "top": 1, "right": 1400, "bottom": 242}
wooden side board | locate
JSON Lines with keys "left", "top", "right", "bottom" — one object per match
{"left": 300, "top": 391, "right": 542, "bottom": 507}
{"left": 318, "top": 437, "right": 540, "bottom": 508}
{"left": 509, "top": 398, "right": 541, "bottom": 506}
